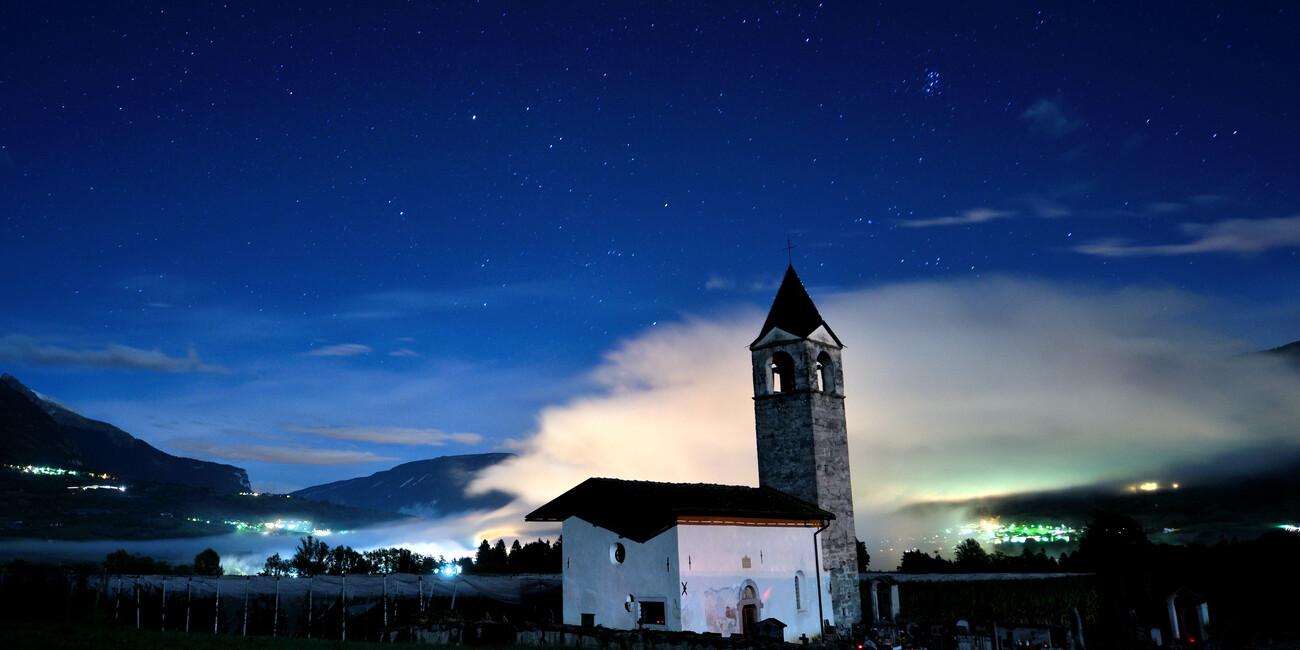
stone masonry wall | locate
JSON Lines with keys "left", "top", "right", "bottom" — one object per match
{"left": 405, "top": 623, "right": 803, "bottom": 649}
{"left": 752, "top": 338, "right": 861, "bottom": 629}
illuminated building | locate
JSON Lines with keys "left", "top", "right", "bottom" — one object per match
{"left": 527, "top": 478, "right": 832, "bottom": 640}
{"left": 526, "top": 267, "right": 859, "bottom": 640}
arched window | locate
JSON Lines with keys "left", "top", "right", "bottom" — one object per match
{"left": 795, "top": 571, "right": 807, "bottom": 611}
{"left": 769, "top": 351, "right": 795, "bottom": 393}
{"left": 816, "top": 351, "right": 835, "bottom": 394}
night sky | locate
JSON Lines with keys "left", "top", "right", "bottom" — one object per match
{"left": 3, "top": 3, "right": 1299, "bottom": 554}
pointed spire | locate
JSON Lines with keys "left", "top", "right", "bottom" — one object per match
{"left": 752, "top": 266, "right": 841, "bottom": 346}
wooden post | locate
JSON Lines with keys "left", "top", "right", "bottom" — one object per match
{"left": 273, "top": 576, "right": 280, "bottom": 637}
{"left": 242, "top": 576, "right": 250, "bottom": 636}
{"left": 214, "top": 577, "right": 221, "bottom": 634}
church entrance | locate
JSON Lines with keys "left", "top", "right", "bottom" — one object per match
{"left": 739, "top": 583, "right": 761, "bottom": 638}
{"left": 742, "top": 604, "right": 758, "bottom": 637}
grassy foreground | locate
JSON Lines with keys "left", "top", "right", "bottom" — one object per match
{"left": 0, "top": 618, "right": 440, "bottom": 650}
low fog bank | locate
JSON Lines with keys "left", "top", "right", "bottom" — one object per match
{"left": 0, "top": 516, "right": 485, "bottom": 575}
{"left": 474, "top": 278, "right": 1300, "bottom": 549}
{"left": 12, "top": 279, "right": 1296, "bottom": 569}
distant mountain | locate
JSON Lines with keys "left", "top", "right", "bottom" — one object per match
{"left": 1267, "top": 340, "right": 1300, "bottom": 368}
{"left": 291, "top": 453, "right": 515, "bottom": 518}
{"left": 902, "top": 456, "right": 1300, "bottom": 547}
{"left": 0, "top": 377, "right": 82, "bottom": 470}
{"left": 0, "top": 374, "right": 250, "bottom": 492}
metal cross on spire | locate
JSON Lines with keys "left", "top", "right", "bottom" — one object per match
{"left": 783, "top": 237, "right": 797, "bottom": 265}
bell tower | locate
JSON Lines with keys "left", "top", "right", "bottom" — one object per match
{"left": 750, "top": 265, "right": 861, "bottom": 629}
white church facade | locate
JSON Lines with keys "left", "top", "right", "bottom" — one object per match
{"left": 526, "top": 266, "right": 861, "bottom": 641}
{"left": 526, "top": 478, "right": 834, "bottom": 641}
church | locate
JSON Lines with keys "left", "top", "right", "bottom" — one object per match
{"left": 526, "top": 266, "right": 861, "bottom": 641}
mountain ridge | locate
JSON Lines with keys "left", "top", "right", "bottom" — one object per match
{"left": 291, "top": 453, "right": 516, "bottom": 518}
{"left": 1, "top": 374, "right": 250, "bottom": 492}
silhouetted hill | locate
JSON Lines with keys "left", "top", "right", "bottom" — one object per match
{"left": 1268, "top": 340, "right": 1300, "bottom": 368}
{"left": 0, "top": 374, "right": 249, "bottom": 492}
{"left": 906, "top": 458, "right": 1300, "bottom": 546}
{"left": 0, "top": 379, "right": 82, "bottom": 469}
{"left": 0, "top": 468, "right": 410, "bottom": 540}
{"left": 291, "top": 453, "right": 515, "bottom": 518}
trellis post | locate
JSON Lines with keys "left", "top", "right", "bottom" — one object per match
{"left": 273, "top": 576, "right": 280, "bottom": 637}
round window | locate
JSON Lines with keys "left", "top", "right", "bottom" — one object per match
{"left": 610, "top": 542, "right": 626, "bottom": 564}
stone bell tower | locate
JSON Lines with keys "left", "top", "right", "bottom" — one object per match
{"left": 750, "top": 265, "right": 861, "bottom": 629}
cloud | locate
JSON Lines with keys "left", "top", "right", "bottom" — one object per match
{"left": 171, "top": 438, "right": 397, "bottom": 465}
{"left": 473, "top": 279, "right": 1300, "bottom": 548}
{"left": 1022, "top": 98, "right": 1083, "bottom": 137}
{"left": 284, "top": 425, "right": 482, "bottom": 446}
{"left": 1074, "top": 215, "right": 1300, "bottom": 257}
{"left": 902, "top": 208, "right": 1016, "bottom": 228}
{"left": 1147, "top": 202, "right": 1186, "bottom": 215}
{"left": 389, "top": 348, "right": 421, "bottom": 358}
{"left": 0, "top": 335, "right": 224, "bottom": 373}
{"left": 704, "top": 274, "right": 735, "bottom": 291}
{"left": 305, "top": 343, "right": 372, "bottom": 357}
{"left": 341, "top": 283, "right": 564, "bottom": 320}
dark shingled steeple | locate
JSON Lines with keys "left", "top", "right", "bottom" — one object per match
{"left": 752, "top": 265, "right": 841, "bottom": 346}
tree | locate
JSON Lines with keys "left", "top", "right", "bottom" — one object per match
{"left": 193, "top": 548, "right": 224, "bottom": 576}
{"left": 1068, "top": 513, "right": 1150, "bottom": 571}
{"left": 365, "top": 547, "right": 425, "bottom": 574}
{"left": 103, "top": 549, "right": 171, "bottom": 575}
{"left": 508, "top": 538, "right": 562, "bottom": 573}
{"left": 953, "top": 538, "right": 989, "bottom": 571}
{"left": 856, "top": 539, "right": 871, "bottom": 572}
{"left": 262, "top": 553, "right": 293, "bottom": 577}
{"left": 291, "top": 535, "right": 330, "bottom": 577}
{"left": 472, "top": 538, "right": 509, "bottom": 573}
{"left": 474, "top": 539, "right": 492, "bottom": 567}
{"left": 898, "top": 548, "right": 952, "bottom": 573}
{"left": 325, "top": 545, "right": 370, "bottom": 575}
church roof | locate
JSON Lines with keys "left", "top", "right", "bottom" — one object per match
{"left": 752, "top": 265, "right": 841, "bottom": 346}
{"left": 525, "top": 477, "right": 834, "bottom": 543}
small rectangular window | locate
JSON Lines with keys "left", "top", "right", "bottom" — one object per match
{"left": 581, "top": 613, "right": 595, "bottom": 628}
{"left": 640, "top": 601, "right": 666, "bottom": 625}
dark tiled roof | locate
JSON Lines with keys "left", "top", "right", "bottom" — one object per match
{"left": 525, "top": 477, "right": 834, "bottom": 543}
{"left": 752, "top": 265, "right": 841, "bottom": 346}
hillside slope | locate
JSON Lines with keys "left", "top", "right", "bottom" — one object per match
{"left": 0, "top": 374, "right": 249, "bottom": 492}
{"left": 291, "top": 453, "right": 515, "bottom": 518}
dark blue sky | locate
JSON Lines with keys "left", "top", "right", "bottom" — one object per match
{"left": 3, "top": 2, "right": 1298, "bottom": 506}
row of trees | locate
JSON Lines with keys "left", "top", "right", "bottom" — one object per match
{"left": 103, "top": 548, "right": 224, "bottom": 576}
{"left": 896, "top": 514, "right": 1181, "bottom": 575}
{"left": 258, "top": 535, "right": 563, "bottom": 577}
{"left": 473, "top": 537, "right": 562, "bottom": 574}
{"left": 898, "top": 538, "right": 1061, "bottom": 573}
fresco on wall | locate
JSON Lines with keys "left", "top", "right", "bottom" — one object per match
{"left": 704, "top": 586, "right": 741, "bottom": 635}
